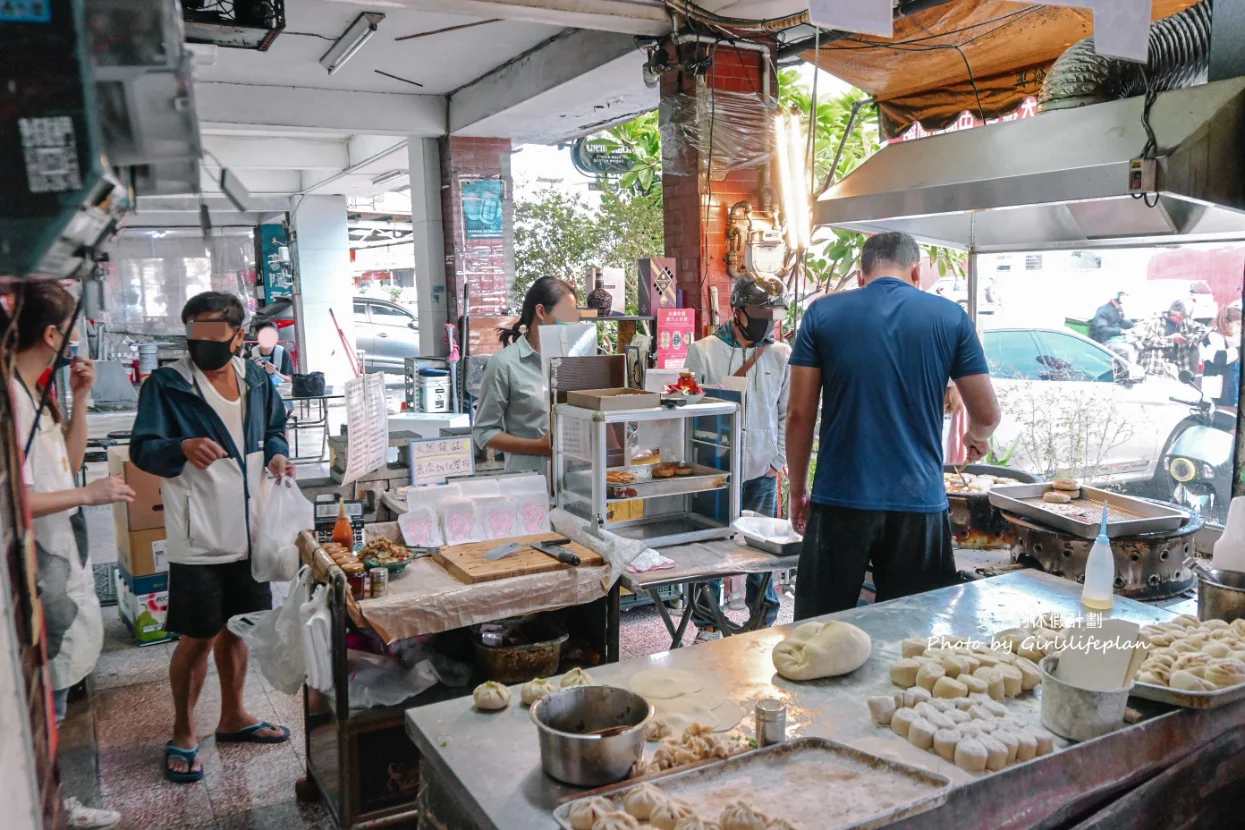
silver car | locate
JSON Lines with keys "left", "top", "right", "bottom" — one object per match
{"left": 354, "top": 296, "right": 420, "bottom": 372}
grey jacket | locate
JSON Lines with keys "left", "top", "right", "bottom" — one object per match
{"left": 685, "top": 334, "right": 791, "bottom": 482}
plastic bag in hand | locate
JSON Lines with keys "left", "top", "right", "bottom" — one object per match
{"left": 253, "top": 476, "right": 313, "bottom": 583}
{"left": 228, "top": 567, "right": 309, "bottom": 695}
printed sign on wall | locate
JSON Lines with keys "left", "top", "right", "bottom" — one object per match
{"left": 460, "top": 178, "right": 505, "bottom": 240}
{"left": 409, "top": 437, "right": 476, "bottom": 486}
{"left": 657, "top": 308, "right": 695, "bottom": 369}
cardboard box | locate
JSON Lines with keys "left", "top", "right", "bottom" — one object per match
{"left": 116, "top": 527, "right": 168, "bottom": 578}
{"left": 115, "top": 565, "right": 175, "bottom": 646}
{"left": 566, "top": 388, "right": 661, "bottom": 411}
{"left": 107, "top": 446, "right": 165, "bottom": 532}
{"left": 637, "top": 258, "right": 677, "bottom": 316}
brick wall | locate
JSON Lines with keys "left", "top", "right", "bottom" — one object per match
{"left": 660, "top": 43, "right": 774, "bottom": 336}
{"left": 439, "top": 137, "right": 515, "bottom": 326}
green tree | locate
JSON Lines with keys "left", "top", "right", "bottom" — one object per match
{"left": 513, "top": 189, "right": 603, "bottom": 303}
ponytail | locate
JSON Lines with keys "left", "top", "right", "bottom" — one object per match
{"left": 499, "top": 276, "right": 577, "bottom": 347}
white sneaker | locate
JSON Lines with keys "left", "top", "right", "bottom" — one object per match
{"left": 65, "top": 797, "right": 120, "bottom": 829}
{"left": 693, "top": 627, "right": 723, "bottom": 645}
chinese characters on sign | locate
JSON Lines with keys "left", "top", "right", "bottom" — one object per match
{"left": 410, "top": 437, "right": 475, "bottom": 486}
{"left": 342, "top": 374, "right": 389, "bottom": 485}
{"left": 657, "top": 308, "right": 695, "bottom": 369}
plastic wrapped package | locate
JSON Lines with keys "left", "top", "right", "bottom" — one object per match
{"left": 660, "top": 83, "right": 778, "bottom": 181}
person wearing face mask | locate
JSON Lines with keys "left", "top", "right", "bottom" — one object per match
{"left": 130, "top": 291, "right": 295, "bottom": 784}
{"left": 8, "top": 281, "right": 135, "bottom": 829}
{"left": 684, "top": 276, "right": 791, "bottom": 642}
{"left": 473, "top": 277, "right": 580, "bottom": 473}
{"left": 1135, "top": 299, "right": 1209, "bottom": 379}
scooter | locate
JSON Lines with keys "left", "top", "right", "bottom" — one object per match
{"left": 1164, "top": 369, "right": 1236, "bottom": 522}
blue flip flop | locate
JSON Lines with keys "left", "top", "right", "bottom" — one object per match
{"left": 164, "top": 742, "right": 204, "bottom": 783}
{"left": 214, "top": 720, "right": 290, "bottom": 744}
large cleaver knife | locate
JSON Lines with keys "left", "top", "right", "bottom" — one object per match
{"left": 528, "top": 538, "right": 581, "bottom": 567}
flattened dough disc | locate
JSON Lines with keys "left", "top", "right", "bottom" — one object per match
{"left": 629, "top": 669, "right": 704, "bottom": 700}
{"left": 710, "top": 700, "right": 744, "bottom": 732}
{"left": 651, "top": 697, "right": 719, "bottom": 731}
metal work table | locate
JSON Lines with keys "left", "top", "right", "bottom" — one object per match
{"left": 282, "top": 390, "right": 344, "bottom": 462}
{"left": 621, "top": 537, "right": 797, "bottom": 645}
{"left": 405, "top": 570, "right": 1245, "bottom": 830}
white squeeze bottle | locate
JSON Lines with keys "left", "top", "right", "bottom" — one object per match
{"left": 1082, "top": 505, "right": 1115, "bottom": 611}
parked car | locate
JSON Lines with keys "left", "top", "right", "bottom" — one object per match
{"left": 931, "top": 275, "right": 1000, "bottom": 314}
{"left": 981, "top": 327, "right": 1195, "bottom": 489}
{"left": 354, "top": 296, "right": 419, "bottom": 372}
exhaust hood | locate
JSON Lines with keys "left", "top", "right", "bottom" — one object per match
{"left": 815, "top": 77, "right": 1245, "bottom": 251}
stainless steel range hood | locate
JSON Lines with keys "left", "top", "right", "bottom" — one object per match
{"left": 815, "top": 77, "right": 1245, "bottom": 252}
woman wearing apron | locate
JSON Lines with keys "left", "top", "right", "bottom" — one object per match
{"left": 472, "top": 277, "right": 580, "bottom": 472}
{"left": 12, "top": 282, "right": 136, "bottom": 829}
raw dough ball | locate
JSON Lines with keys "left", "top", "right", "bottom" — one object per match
{"left": 925, "top": 710, "right": 955, "bottom": 731}
{"left": 982, "top": 699, "right": 1008, "bottom": 718}
{"left": 1202, "top": 642, "right": 1231, "bottom": 659}
{"left": 622, "top": 783, "right": 667, "bottom": 820}
{"left": 903, "top": 687, "right": 933, "bottom": 708}
{"left": 630, "top": 669, "right": 703, "bottom": 699}
{"left": 992, "top": 729, "right": 1019, "bottom": 765}
{"left": 763, "top": 820, "right": 799, "bottom": 830}
{"left": 651, "top": 799, "right": 697, "bottom": 830}
{"left": 771, "top": 621, "right": 872, "bottom": 681}
{"left": 889, "top": 658, "right": 922, "bottom": 688}
{"left": 996, "top": 664, "right": 1024, "bottom": 697}
{"left": 968, "top": 705, "right": 994, "bottom": 722}
{"left": 937, "top": 657, "right": 963, "bottom": 679}
{"left": 1013, "top": 729, "right": 1037, "bottom": 762}
{"left": 913, "top": 702, "right": 940, "bottom": 720}
{"left": 959, "top": 721, "right": 982, "bottom": 737}
{"left": 719, "top": 800, "right": 768, "bottom": 830}
{"left": 959, "top": 673, "right": 988, "bottom": 695}
{"left": 954, "top": 697, "right": 976, "bottom": 712}
{"left": 907, "top": 717, "right": 937, "bottom": 750}
{"left": 975, "top": 652, "right": 1000, "bottom": 668}
{"left": 645, "top": 717, "right": 675, "bottom": 742}
{"left": 1137, "top": 671, "right": 1166, "bottom": 686}
{"left": 561, "top": 667, "right": 596, "bottom": 687}
{"left": 473, "top": 681, "right": 511, "bottom": 710}
{"left": 1030, "top": 728, "right": 1056, "bottom": 756}
{"left": 1231, "top": 618, "right": 1245, "bottom": 637}
{"left": 629, "top": 759, "right": 660, "bottom": 779}
{"left": 933, "top": 676, "right": 968, "bottom": 700}
{"left": 973, "top": 667, "right": 1006, "bottom": 701}
{"left": 979, "top": 735, "right": 1008, "bottom": 772}
{"left": 930, "top": 698, "right": 955, "bottom": 712}
{"left": 1170, "top": 670, "right": 1211, "bottom": 692}
{"left": 1204, "top": 618, "right": 1229, "bottom": 631}
{"left": 915, "top": 662, "right": 945, "bottom": 692}
{"left": 959, "top": 653, "right": 982, "bottom": 674}
{"left": 520, "top": 678, "right": 557, "bottom": 706}
{"left": 593, "top": 811, "right": 640, "bottom": 830}
{"left": 867, "top": 695, "right": 898, "bottom": 725}
{"left": 954, "top": 737, "right": 988, "bottom": 773}
{"left": 902, "top": 637, "right": 929, "bottom": 658}
{"left": 891, "top": 707, "right": 918, "bottom": 738}
{"left": 569, "top": 797, "right": 617, "bottom": 830}
{"left": 1013, "top": 657, "right": 1042, "bottom": 692}
{"left": 933, "top": 728, "right": 961, "bottom": 761}
{"left": 946, "top": 708, "right": 971, "bottom": 725}
{"left": 672, "top": 819, "right": 719, "bottom": 830}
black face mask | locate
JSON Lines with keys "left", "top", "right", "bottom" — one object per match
{"left": 188, "top": 339, "right": 236, "bottom": 371}
{"left": 738, "top": 312, "right": 775, "bottom": 345}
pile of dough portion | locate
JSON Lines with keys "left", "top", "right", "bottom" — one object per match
{"left": 1137, "top": 616, "right": 1245, "bottom": 692}
{"left": 566, "top": 784, "right": 799, "bottom": 830}
{"left": 890, "top": 638, "right": 1041, "bottom": 701}
{"left": 629, "top": 721, "right": 742, "bottom": 778}
{"left": 868, "top": 691, "right": 1055, "bottom": 773}
{"left": 772, "top": 620, "right": 871, "bottom": 681}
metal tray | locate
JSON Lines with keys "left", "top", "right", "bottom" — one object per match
{"left": 1130, "top": 678, "right": 1245, "bottom": 710}
{"left": 552, "top": 737, "right": 951, "bottom": 830}
{"left": 943, "top": 463, "right": 1039, "bottom": 499}
{"left": 607, "top": 464, "right": 730, "bottom": 502}
{"left": 732, "top": 517, "right": 802, "bottom": 556}
{"left": 988, "top": 484, "right": 1188, "bottom": 539}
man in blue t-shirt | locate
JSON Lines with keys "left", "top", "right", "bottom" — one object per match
{"left": 786, "top": 231, "right": 1001, "bottom": 618}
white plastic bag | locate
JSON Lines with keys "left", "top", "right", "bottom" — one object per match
{"left": 228, "top": 567, "right": 309, "bottom": 695}
{"left": 347, "top": 652, "right": 439, "bottom": 709}
{"left": 300, "top": 584, "right": 333, "bottom": 693}
{"left": 253, "top": 476, "right": 313, "bottom": 583}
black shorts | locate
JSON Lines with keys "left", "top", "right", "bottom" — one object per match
{"left": 167, "top": 559, "right": 272, "bottom": 640}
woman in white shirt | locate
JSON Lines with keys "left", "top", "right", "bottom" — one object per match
{"left": 10, "top": 281, "right": 135, "bottom": 829}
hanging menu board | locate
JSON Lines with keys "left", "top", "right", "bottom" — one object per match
{"left": 409, "top": 436, "right": 476, "bottom": 486}
{"left": 341, "top": 374, "right": 389, "bottom": 485}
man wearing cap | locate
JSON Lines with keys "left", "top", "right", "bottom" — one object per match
{"left": 1135, "top": 299, "right": 1208, "bottom": 379}
{"left": 684, "top": 276, "right": 790, "bottom": 642}
{"left": 1089, "top": 291, "right": 1136, "bottom": 346}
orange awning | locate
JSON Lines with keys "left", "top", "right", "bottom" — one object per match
{"left": 800, "top": 0, "right": 1197, "bottom": 138}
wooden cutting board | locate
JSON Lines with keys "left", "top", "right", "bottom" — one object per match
{"left": 432, "top": 533, "right": 603, "bottom": 584}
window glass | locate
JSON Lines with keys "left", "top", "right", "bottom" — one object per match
{"left": 371, "top": 304, "right": 410, "bottom": 319}
{"left": 353, "top": 303, "right": 368, "bottom": 316}
{"left": 983, "top": 331, "right": 1044, "bottom": 380}
{"left": 1033, "top": 331, "right": 1116, "bottom": 383}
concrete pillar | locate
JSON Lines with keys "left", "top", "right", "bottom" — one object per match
{"left": 290, "top": 194, "right": 356, "bottom": 389}
{"left": 408, "top": 137, "right": 448, "bottom": 358}
{"left": 439, "top": 137, "right": 514, "bottom": 355}
{"left": 659, "top": 41, "right": 774, "bottom": 336}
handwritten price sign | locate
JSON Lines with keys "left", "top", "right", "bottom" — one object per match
{"left": 409, "top": 437, "right": 475, "bottom": 486}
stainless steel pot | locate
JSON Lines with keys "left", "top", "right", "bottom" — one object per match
{"left": 1197, "top": 567, "right": 1245, "bottom": 623}
{"left": 529, "top": 685, "right": 651, "bottom": 787}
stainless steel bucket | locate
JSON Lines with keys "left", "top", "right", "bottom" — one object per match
{"left": 1197, "top": 568, "right": 1245, "bottom": 624}
{"left": 1039, "top": 654, "right": 1132, "bottom": 742}
{"left": 530, "top": 685, "right": 651, "bottom": 787}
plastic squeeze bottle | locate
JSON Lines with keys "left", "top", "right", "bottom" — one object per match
{"left": 1082, "top": 505, "right": 1115, "bottom": 610}
{"left": 332, "top": 499, "right": 355, "bottom": 550}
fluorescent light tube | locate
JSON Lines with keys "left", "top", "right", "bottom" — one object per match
{"left": 320, "top": 12, "right": 385, "bottom": 76}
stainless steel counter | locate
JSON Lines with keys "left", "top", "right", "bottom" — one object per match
{"left": 405, "top": 571, "right": 1245, "bottom": 829}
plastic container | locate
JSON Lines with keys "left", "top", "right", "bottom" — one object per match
{"left": 137, "top": 343, "right": 160, "bottom": 378}
{"left": 472, "top": 631, "right": 568, "bottom": 684}
{"left": 1081, "top": 505, "right": 1115, "bottom": 610}
{"left": 416, "top": 368, "right": 451, "bottom": 413}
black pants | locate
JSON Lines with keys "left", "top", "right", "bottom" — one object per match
{"left": 793, "top": 503, "right": 957, "bottom": 620}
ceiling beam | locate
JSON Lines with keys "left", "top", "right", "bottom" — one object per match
{"left": 301, "top": 138, "right": 410, "bottom": 195}
{"left": 323, "top": 0, "right": 671, "bottom": 35}
{"left": 449, "top": 27, "right": 653, "bottom": 142}
{"left": 201, "top": 135, "right": 349, "bottom": 170}
{"left": 194, "top": 82, "right": 446, "bottom": 137}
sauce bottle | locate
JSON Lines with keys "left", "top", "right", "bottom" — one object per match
{"left": 1081, "top": 505, "right": 1115, "bottom": 611}
{"left": 332, "top": 499, "right": 355, "bottom": 550}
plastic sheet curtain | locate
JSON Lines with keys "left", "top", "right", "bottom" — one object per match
{"left": 661, "top": 81, "right": 777, "bottom": 181}
{"left": 102, "top": 228, "right": 255, "bottom": 335}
